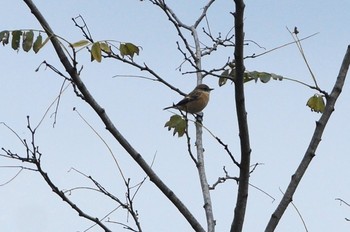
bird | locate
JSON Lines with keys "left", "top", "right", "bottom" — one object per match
{"left": 163, "top": 84, "right": 213, "bottom": 114}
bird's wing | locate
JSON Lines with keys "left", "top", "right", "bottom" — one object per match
{"left": 175, "top": 91, "right": 201, "bottom": 107}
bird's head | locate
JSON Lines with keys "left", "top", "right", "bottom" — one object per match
{"left": 196, "top": 84, "right": 214, "bottom": 92}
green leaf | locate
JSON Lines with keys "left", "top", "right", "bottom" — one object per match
{"left": 164, "top": 115, "right": 187, "bottom": 137}
{"left": 243, "top": 72, "right": 254, "bottom": 83}
{"left": 11, "top": 30, "right": 22, "bottom": 50}
{"left": 244, "top": 71, "right": 284, "bottom": 83}
{"left": 229, "top": 69, "right": 236, "bottom": 80}
{"left": 257, "top": 72, "right": 271, "bottom": 83}
{"left": 33, "top": 34, "right": 43, "bottom": 53}
{"left": 271, "top": 73, "right": 283, "bottom": 81}
{"left": 100, "top": 42, "right": 111, "bottom": 54}
{"left": 0, "top": 30, "right": 9, "bottom": 45}
{"left": 22, "top": 30, "right": 34, "bottom": 52}
{"left": 219, "top": 69, "right": 229, "bottom": 86}
{"left": 306, "top": 94, "right": 325, "bottom": 113}
{"left": 245, "top": 71, "right": 270, "bottom": 83}
{"left": 70, "top": 40, "right": 90, "bottom": 48}
{"left": 120, "top": 42, "right": 139, "bottom": 58}
{"left": 219, "top": 67, "right": 236, "bottom": 86}
{"left": 91, "top": 42, "right": 102, "bottom": 62}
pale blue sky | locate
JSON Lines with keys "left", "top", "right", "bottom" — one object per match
{"left": 1, "top": 1, "right": 350, "bottom": 231}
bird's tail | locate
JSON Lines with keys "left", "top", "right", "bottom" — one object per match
{"left": 163, "top": 104, "right": 176, "bottom": 110}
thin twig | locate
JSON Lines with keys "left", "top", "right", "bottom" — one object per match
{"left": 183, "top": 115, "right": 198, "bottom": 166}
{"left": 335, "top": 198, "right": 350, "bottom": 207}
{"left": 72, "top": 15, "right": 94, "bottom": 42}
{"left": 279, "top": 188, "right": 308, "bottom": 232}
{"left": 73, "top": 108, "right": 127, "bottom": 184}
{"left": 34, "top": 80, "right": 71, "bottom": 130}
{"left": 287, "top": 27, "right": 319, "bottom": 89}
{"left": 245, "top": 32, "right": 319, "bottom": 59}
{"left": 0, "top": 168, "right": 24, "bottom": 186}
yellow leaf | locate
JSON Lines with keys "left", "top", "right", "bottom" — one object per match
{"left": 91, "top": 42, "right": 102, "bottom": 62}
{"left": 70, "top": 40, "right": 90, "bottom": 48}
{"left": 120, "top": 42, "right": 139, "bottom": 58}
{"left": 100, "top": 42, "right": 111, "bottom": 54}
{"left": 306, "top": 94, "right": 325, "bottom": 113}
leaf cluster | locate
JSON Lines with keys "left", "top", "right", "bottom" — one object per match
{"left": 218, "top": 67, "right": 325, "bottom": 113}
{"left": 219, "top": 68, "right": 284, "bottom": 86}
{"left": 1, "top": 29, "right": 140, "bottom": 64}
{"left": 0, "top": 30, "right": 47, "bottom": 53}
{"left": 71, "top": 40, "right": 139, "bottom": 63}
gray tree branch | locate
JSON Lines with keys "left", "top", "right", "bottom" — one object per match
{"left": 231, "top": 1, "right": 252, "bottom": 232}
{"left": 265, "top": 45, "right": 350, "bottom": 232}
{"left": 22, "top": 0, "right": 205, "bottom": 231}
{"left": 148, "top": 1, "right": 217, "bottom": 231}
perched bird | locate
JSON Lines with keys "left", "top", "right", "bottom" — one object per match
{"left": 163, "top": 84, "right": 213, "bottom": 114}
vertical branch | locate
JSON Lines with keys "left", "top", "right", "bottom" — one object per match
{"left": 231, "top": 1, "right": 251, "bottom": 232}
{"left": 195, "top": 117, "right": 215, "bottom": 232}
{"left": 191, "top": 27, "right": 203, "bottom": 84}
{"left": 154, "top": 1, "right": 217, "bottom": 230}
{"left": 265, "top": 45, "right": 350, "bottom": 232}
{"left": 191, "top": 24, "right": 215, "bottom": 232}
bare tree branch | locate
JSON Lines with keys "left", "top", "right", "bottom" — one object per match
{"left": 194, "top": 0, "right": 216, "bottom": 28}
{"left": 36, "top": 165, "right": 113, "bottom": 232}
{"left": 191, "top": 20, "right": 215, "bottom": 232}
{"left": 148, "top": 2, "right": 219, "bottom": 231}
{"left": 265, "top": 45, "right": 350, "bottom": 232}
{"left": 2, "top": 119, "right": 113, "bottom": 232}
{"left": 22, "top": 0, "right": 205, "bottom": 231}
{"left": 230, "top": 1, "right": 251, "bottom": 232}
{"left": 336, "top": 198, "right": 350, "bottom": 208}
